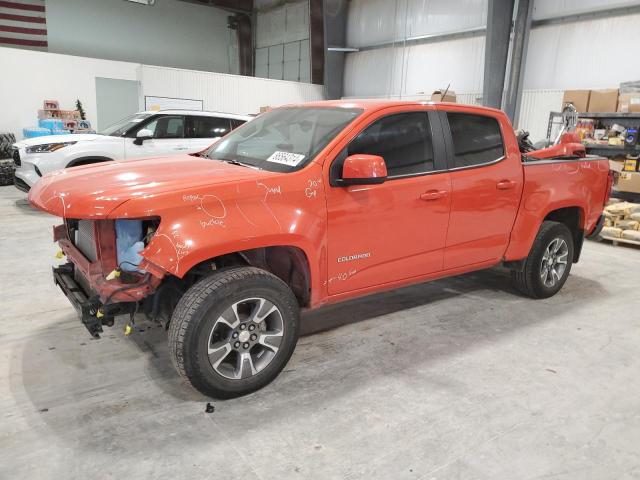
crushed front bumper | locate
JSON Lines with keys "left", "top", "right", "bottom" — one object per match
{"left": 53, "top": 262, "right": 106, "bottom": 337}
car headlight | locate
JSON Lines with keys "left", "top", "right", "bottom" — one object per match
{"left": 26, "top": 142, "right": 76, "bottom": 154}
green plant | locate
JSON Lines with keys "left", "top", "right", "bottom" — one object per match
{"left": 75, "top": 99, "right": 86, "bottom": 120}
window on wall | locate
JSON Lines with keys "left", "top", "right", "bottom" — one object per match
{"left": 446, "top": 113, "right": 504, "bottom": 168}
{"left": 347, "top": 112, "right": 435, "bottom": 177}
{"left": 255, "top": 39, "right": 310, "bottom": 82}
{"left": 254, "top": 0, "right": 310, "bottom": 82}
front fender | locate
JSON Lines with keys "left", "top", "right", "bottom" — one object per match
{"left": 108, "top": 164, "right": 328, "bottom": 297}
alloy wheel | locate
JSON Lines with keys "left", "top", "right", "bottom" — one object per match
{"left": 540, "top": 238, "right": 569, "bottom": 288}
{"left": 206, "top": 297, "right": 284, "bottom": 380}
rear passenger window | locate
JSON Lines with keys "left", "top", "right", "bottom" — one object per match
{"left": 347, "top": 112, "right": 434, "bottom": 177}
{"left": 447, "top": 113, "right": 504, "bottom": 168}
{"left": 189, "top": 116, "right": 232, "bottom": 138}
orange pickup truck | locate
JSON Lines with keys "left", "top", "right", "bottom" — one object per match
{"left": 29, "top": 100, "right": 612, "bottom": 398}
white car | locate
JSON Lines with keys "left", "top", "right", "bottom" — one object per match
{"left": 12, "top": 109, "right": 251, "bottom": 192}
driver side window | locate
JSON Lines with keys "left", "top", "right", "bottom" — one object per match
{"left": 141, "top": 116, "right": 185, "bottom": 139}
{"left": 331, "top": 112, "right": 435, "bottom": 184}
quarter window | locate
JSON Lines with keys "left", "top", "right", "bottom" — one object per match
{"left": 447, "top": 112, "right": 504, "bottom": 168}
{"left": 347, "top": 112, "right": 435, "bottom": 177}
{"left": 188, "top": 116, "right": 233, "bottom": 139}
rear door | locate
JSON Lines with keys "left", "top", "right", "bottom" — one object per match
{"left": 186, "top": 115, "right": 234, "bottom": 152}
{"left": 440, "top": 109, "right": 522, "bottom": 269}
{"left": 124, "top": 115, "right": 189, "bottom": 158}
{"left": 324, "top": 107, "right": 451, "bottom": 295}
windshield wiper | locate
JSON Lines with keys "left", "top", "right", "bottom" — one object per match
{"left": 213, "top": 157, "right": 262, "bottom": 170}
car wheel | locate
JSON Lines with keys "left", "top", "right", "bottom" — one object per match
{"left": 511, "top": 221, "right": 574, "bottom": 299}
{"left": 168, "top": 266, "right": 300, "bottom": 399}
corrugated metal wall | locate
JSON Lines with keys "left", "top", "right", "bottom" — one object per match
{"left": 139, "top": 65, "right": 325, "bottom": 116}
{"left": 517, "top": 89, "right": 564, "bottom": 142}
{"left": 346, "top": 0, "right": 487, "bottom": 47}
{"left": 343, "top": 0, "right": 486, "bottom": 98}
{"left": 215, "top": 0, "right": 640, "bottom": 141}
{"left": 523, "top": 12, "right": 640, "bottom": 90}
{"left": 343, "top": 0, "right": 640, "bottom": 111}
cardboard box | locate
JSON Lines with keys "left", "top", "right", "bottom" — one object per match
{"left": 617, "top": 172, "right": 640, "bottom": 194}
{"left": 609, "top": 160, "right": 625, "bottom": 173}
{"left": 618, "top": 93, "right": 640, "bottom": 113}
{"left": 431, "top": 90, "right": 457, "bottom": 103}
{"left": 562, "top": 90, "right": 590, "bottom": 112}
{"left": 588, "top": 89, "right": 619, "bottom": 113}
{"left": 624, "top": 158, "right": 639, "bottom": 172}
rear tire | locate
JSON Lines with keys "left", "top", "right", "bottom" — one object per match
{"left": 168, "top": 267, "right": 300, "bottom": 399}
{"left": 511, "top": 221, "right": 574, "bottom": 299}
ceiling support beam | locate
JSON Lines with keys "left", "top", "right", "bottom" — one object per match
{"left": 482, "top": 0, "right": 515, "bottom": 109}
{"left": 504, "top": 0, "right": 533, "bottom": 125}
{"left": 228, "top": 11, "right": 254, "bottom": 76}
{"left": 323, "top": 0, "right": 348, "bottom": 98}
{"left": 309, "top": 0, "right": 325, "bottom": 85}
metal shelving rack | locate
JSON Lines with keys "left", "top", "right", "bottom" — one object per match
{"left": 546, "top": 111, "right": 640, "bottom": 157}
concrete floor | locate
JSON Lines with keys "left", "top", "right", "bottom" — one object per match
{"left": 1, "top": 186, "right": 640, "bottom": 480}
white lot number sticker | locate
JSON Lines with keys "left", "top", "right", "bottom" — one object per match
{"left": 266, "top": 151, "right": 306, "bottom": 167}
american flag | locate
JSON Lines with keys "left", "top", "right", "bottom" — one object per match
{"left": 0, "top": 0, "right": 47, "bottom": 50}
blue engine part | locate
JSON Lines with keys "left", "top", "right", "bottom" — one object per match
{"left": 115, "top": 219, "right": 145, "bottom": 272}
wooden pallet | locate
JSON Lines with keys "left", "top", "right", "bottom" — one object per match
{"left": 599, "top": 234, "right": 640, "bottom": 248}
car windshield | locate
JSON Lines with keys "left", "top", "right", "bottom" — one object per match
{"left": 204, "top": 107, "right": 362, "bottom": 172}
{"left": 100, "top": 113, "right": 153, "bottom": 136}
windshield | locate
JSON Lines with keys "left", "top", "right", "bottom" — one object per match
{"left": 204, "top": 107, "right": 362, "bottom": 172}
{"left": 100, "top": 113, "right": 153, "bottom": 136}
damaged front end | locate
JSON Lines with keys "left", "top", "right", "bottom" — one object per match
{"left": 52, "top": 218, "right": 165, "bottom": 337}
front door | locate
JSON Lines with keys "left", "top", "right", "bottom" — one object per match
{"left": 324, "top": 109, "right": 451, "bottom": 296}
{"left": 124, "top": 115, "right": 190, "bottom": 159}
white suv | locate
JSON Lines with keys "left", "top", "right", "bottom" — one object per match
{"left": 13, "top": 109, "right": 251, "bottom": 192}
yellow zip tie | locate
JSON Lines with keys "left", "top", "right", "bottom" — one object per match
{"left": 124, "top": 324, "right": 133, "bottom": 336}
{"left": 96, "top": 309, "right": 104, "bottom": 319}
{"left": 55, "top": 250, "right": 65, "bottom": 259}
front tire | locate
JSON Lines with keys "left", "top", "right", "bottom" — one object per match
{"left": 168, "top": 267, "right": 300, "bottom": 399}
{"left": 511, "top": 221, "right": 574, "bottom": 299}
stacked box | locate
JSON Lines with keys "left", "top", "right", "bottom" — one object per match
{"left": 38, "top": 119, "right": 64, "bottom": 131}
{"left": 38, "top": 109, "right": 62, "bottom": 119}
{"left": 63, "top": 120, "right": 77, "bottom": 130}
{"left": 603, "top": 202, "right": 640, "bottom": 241}
{"left": 43, "top": 100, "right": 59, "bottom": 110}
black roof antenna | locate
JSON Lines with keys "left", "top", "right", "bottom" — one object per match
{"left": 440, "top": 83, "right": 451, "bottom": 101}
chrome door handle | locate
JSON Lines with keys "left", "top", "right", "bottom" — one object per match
{"left": 420, "top": 190, "right": 447, "bottom": 201}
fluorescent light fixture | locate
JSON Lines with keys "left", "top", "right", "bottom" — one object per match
{"left": 124, "top": 0, "right": 156, "bottom": 5}
{"left": 327, "top": 47, "right": 360, "bottom": 52}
